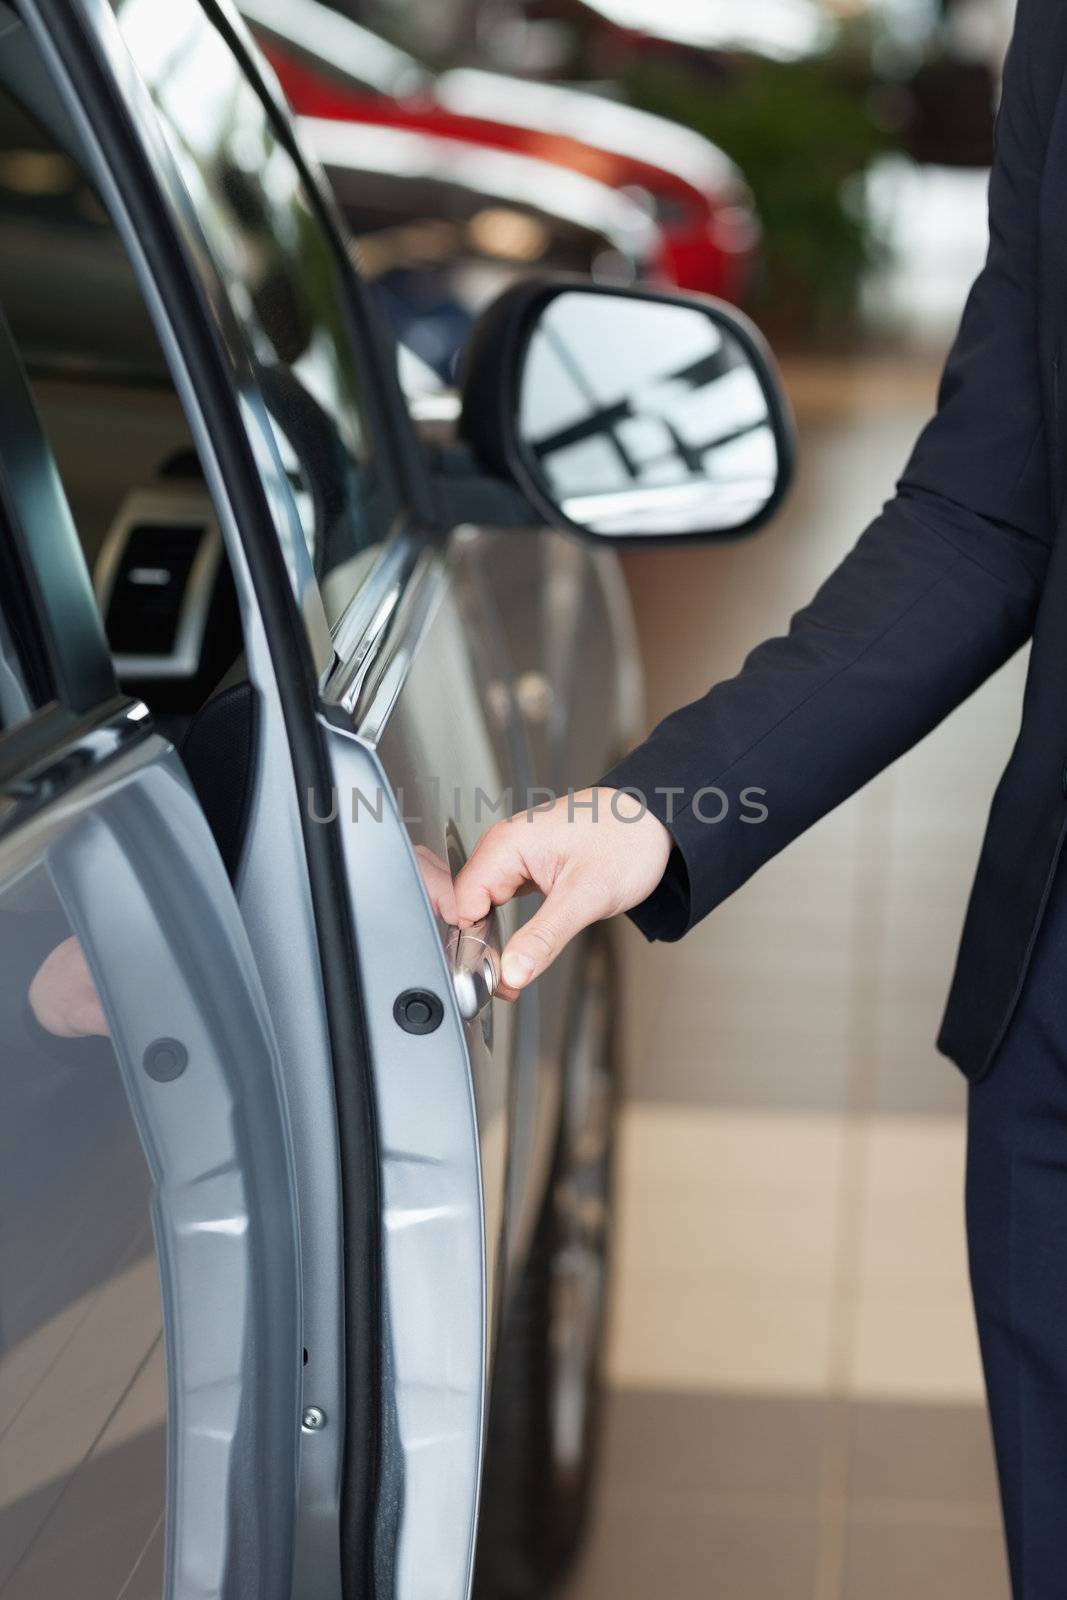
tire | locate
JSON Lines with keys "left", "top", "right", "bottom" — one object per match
{"left": 473, "top": 930, "right": 619, "bottom": 1599}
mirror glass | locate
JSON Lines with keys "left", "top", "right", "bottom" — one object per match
{"left": 517, "top": 291, "right": 781, "bottom": 538}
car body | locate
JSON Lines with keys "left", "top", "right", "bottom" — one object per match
{"left": 501, "top": 0, "right": 835, "bottom": 64}
{"left": 0, "top": 5, "right": 790, "bottom": 1599}
{"left": 240, "top": 0, "right": 761, "bottom": 303}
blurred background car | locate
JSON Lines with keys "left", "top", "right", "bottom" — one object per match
{"left": 241, "top": 0, "right": 762, "bottom": 303}
{"left": 303, "top": 114, "right": 664, "bottom": 383}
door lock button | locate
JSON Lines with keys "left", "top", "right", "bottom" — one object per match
{"left": 394, "top": 989, "right": 444, "bottom": 1035}
{"left": 143, "top": 1037, "right": 188, "bottom": 1081}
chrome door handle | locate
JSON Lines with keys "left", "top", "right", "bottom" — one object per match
{"left": 446, "top": 918, "right": 501, "bottom": 1023}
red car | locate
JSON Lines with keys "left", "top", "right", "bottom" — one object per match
{"left": 240, "top": 0, "right": 761, "bottom": 304}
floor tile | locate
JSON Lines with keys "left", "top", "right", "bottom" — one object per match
{"left": 597, "top": 1388, "right": 829, "bottom": 1503}
{"left": 854, "top": 1116, "right": 969, "bottom": 1302}
{"left": 840, "top": 1517, "right": 1008, "bottom": 1600}
{"left": 561, "top": 1500, "right": 820, "bottom": 1600}
{"left": 608, "top": 1276, "right": 837, "bottom": 1394}
{"left": 845, "top": 1399, "right": 999, "bottom": 1507}
{"left": 847, "top": 1298, "right": 985, "bottom": 1404}
{"left": 615, "top": 1104, "right": 846, "bottom": 1194}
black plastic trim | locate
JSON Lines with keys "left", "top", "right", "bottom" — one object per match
{"left": 425, "top": 442, "right": 544, "bottom": 531}
{"left": 393, "top": 987, "right": 444, "bottom": 1035}
{"left": 0, "top": 305, "right": 117, "bottom": 712}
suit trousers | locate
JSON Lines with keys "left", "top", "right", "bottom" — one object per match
{"left": 968, "top": 859, "right": 1067, "bottom": 1597}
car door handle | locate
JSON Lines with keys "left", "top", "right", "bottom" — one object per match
{"left": 446, "top": 918, "right": 501, "bottom": 1023}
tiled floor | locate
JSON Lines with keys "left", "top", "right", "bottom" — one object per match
{"left": 566, "top": 347, "right": 1021, "bottom": 1598}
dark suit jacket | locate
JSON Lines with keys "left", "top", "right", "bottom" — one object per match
{"left": 604, "top": 0, "right": 1067, "bottom": 1081}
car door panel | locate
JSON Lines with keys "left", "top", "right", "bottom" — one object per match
{"left": 320, "top": 544, "right": 539, "bottom": 1598}
{"left": 321, "top": 713, "right": 493, "bottom": 1600}
{"left": 438, "top": 518, "right": 640, "bottom": 1263}
{"left": 0, "top": 720, "right": 302, "bottom": 1600}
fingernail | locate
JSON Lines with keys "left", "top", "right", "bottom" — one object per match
{"left": 502, "top": 953, "right": 534, "bottom": 988}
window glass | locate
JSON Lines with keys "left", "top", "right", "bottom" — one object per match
{"left": 0, "top": 43, "right": 167, "bottom": 1544}
{"left": 0, "top": 873, "right": 164, "bottom": 1599}
{"left": 0, "top": 605, "right": 33, "bottom": 730}
{"left": 0, "top": 75, "right": 245, "bottom": 735}
{"left": 107, "top": 0, "right": 396, "bottom": 629}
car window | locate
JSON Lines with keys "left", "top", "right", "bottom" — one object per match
{"left": 0, "top": 553, "right": 36, "bottom": 731}
{"left": 0, "top": 73, "right": 248, "bottom": 743}
{"left": 0, "top": 878, "right": 165, "bottom": 1599}
{"left": 107, "top": 0, "right": 399, "bottom": 630}
{"left": 0, "top": 50, "right": 167, "bottom": 1598}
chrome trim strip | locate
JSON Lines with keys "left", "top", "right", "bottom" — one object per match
{"left": 0, "top": 699, "right": 153, "bottom": 841}
{"left": 323, "top": 544, "right": 445, "bottom": 735}
{"left": 355, "top": 555, "right": 446, "bottom": 746}
{"left": 326, "top": 536, "right": 411, "bottom": 712}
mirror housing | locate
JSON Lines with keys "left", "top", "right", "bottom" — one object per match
{"left": 459, "top": 278, "right": 794, "bottom": 546}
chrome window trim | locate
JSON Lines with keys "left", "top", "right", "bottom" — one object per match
{"left": 0, "top": 696, "right": 151, "bottom": 843}
{"left": 322, "top": 532, "right": 421, "bottom": 721}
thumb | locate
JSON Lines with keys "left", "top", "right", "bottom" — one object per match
{"left": 499, "top": 871, "right": 600, "bottom": 992}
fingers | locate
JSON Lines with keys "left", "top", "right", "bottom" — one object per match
{"left": 29, "top": 937, "right": 110, "bottom": 1040}
{"left": 498, "top": 867, "right": 597, "bottom": 991}
{"left": 454, "top": 816, "right": 585, "bottom": 994}
{"left": 454, "top": 787, "right": 671, "bottom": 999}
{"left": 453, "top": 820, "right": 541, "bottom": 926}
{"left": 413, "top": 844, "right": 458, "bottom": 925}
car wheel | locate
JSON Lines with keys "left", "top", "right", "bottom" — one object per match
{"left": 473, "top": 929, "right": 619, "bottom": 1599}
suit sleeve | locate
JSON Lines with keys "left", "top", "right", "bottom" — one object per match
{"left": 602, "top": 0, "right": 1066, "bottom": 941}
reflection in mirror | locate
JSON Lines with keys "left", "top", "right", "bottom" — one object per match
{"left": 518, "top": 291, "right": 780, "bottom": 538}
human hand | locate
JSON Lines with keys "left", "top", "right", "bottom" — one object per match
{"left": 414, "top": 843, "right": 459, "bottom": 925}
{"left": 453, "top": 788, "right": 672, "bottom": 997}
{"left": 29, "top": 936, "right": 110, "bottom": 1039}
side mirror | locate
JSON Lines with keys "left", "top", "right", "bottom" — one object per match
{"left": 459, "top": 279, "right": 794, "bottom": 545}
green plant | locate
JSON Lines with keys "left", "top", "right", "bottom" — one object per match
{"left": 626, "top": 39, "right": 898, "bottom": 339}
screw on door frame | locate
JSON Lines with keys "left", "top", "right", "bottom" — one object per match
{"left": 301, "top": 1406, "right": 326, "bottom": 1432}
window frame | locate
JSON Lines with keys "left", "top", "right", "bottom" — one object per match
{"left": 174, "top": 0, "right": 443, "bottom": 639}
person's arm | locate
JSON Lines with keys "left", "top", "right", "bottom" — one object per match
{"left": 455, "top": 0, "right": 1066, "bottom": 992}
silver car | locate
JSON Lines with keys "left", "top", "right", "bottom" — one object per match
{"left": 0, "top": 4, "right": 791, "bottom": 1599}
